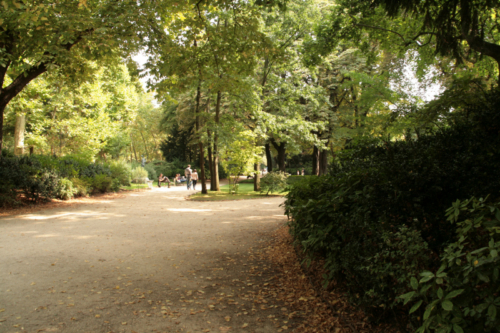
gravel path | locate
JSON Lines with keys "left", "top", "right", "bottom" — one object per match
{"left": 0, "top": 187, "right": 288, "bottom": 333}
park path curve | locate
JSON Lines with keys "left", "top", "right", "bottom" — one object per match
{"left": 0, "top": 186, "right": 288, "bottom": 333}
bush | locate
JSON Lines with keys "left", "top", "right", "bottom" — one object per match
{"left": 108, "top": 160, "right": 131, "bottom": 186}
{"left": 149, "top": 160, "right": 174, "bottom": 178}
{"left": 80, "top": 162, "right": 111, "bottom": 178}
{"left": 143, "top": 163, "right": 157, "bottom": 180}
{"left": 260, "top": 171, "right": 288, "bottom": 195}
{"left": 284, "top": 93, "right": 500, "bottom": 322}
{"left": 402, "top": 197, "right": 500, "bottom": 333}
{"left": 71, "top": 177, "right": 91, "bottom": 197}
{"left": 87, "top": 174, "right": 113, "bottom": 194}
{"left": 131, "top": 166, "right": 148, "bottom": 183}
{"left": 56, "top": 178, "right": 77, "bottom": 200}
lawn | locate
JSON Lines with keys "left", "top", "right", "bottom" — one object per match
{"left": 189, "top": 183, "right": 286, "bottom": 201}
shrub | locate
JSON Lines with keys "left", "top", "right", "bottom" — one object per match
{"left": 284, "top": 93, "right": 500, "bottom": 322}
{"left": 87, "top": 174, "right": 113, "bottom": 194}
{"left": 402, "top": 197, "right": 500, "bottom": 333}
{"left": 108, "top": 160, "right": 131, "bottom": 186}
{"left": 55, "top": 178, "right": 77, "bottom": 200}
{"left": 80, "top": 163, "right": 111, "bottom": 178}
{"left": 260, "top": 171, "right": 288, "bottom": 195}
{"left": 0, "top": 155, "right": 22, "bottom": 206}
{"left": 143, "top": 163, "right": 157, "bottom": 180}
{"left": 131, "top": 166, "right": 148, "bottom": 183}
{"left": 110, "top": 178, "right": 122, "bottom": 192}
{"left": 71, "top": 177, "right": 90, "bottom": 197}
{"left": 149, "top": 160, "right": 174, "bottom": 178}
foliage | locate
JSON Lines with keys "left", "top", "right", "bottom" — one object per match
{"left": 131, "top": 167, "right": 149, "bottom": 183}
{"left": 70, "top": 177, "right": 90, "bottom": 197}
{"left": 401, "top": 197, "right": 500, "bottom": 333}
{"left": 108, "top": 160, "right": 131, "bottom": 186}
{"left": 260, "top": 171, "right": 289, "bottom": 195}
{"left": 220, "top": 130, "right": 263, "bottom": 194}
{"left": 284, "top": 93, "right": 500, "bottom": 322}
{"left": 143, "top": 163, "right": 157, "bottom": 181}
{"left": 85, "top": 174, "right": 113, "bottom": 194}
{"left": 55, "top": 178, "right": 77, "bottom": 200}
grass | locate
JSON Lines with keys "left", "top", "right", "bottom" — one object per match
{"left": 189, "top": 183, "right": 287, "bottom": 201}
{"left": 121, "top": 183, "right": 149, "bottom": 190}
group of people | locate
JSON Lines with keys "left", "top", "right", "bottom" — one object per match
{"left": 157, "top": 164, "right": 199, "bottom": 190}
{"left": 296, "top": 168, "right": 305, "bottom": 176}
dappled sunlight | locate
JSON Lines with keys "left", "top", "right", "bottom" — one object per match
{"left": 71, "top": 235, "right": 98, "bottom": 240}
{"left": 166, "top": 208, "right": 214, "bottom": 212}
{"left": 34, "top": 233, "right": 60, "bottom": 238}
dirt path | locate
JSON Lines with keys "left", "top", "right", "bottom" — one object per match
{"left": 0, "top": 187, "right": 288, "bottom": 333}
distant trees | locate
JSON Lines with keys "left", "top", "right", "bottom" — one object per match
{"left": 0, "top": 0, "right": 163, "bottom": 150}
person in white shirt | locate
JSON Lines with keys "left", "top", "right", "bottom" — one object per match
{"left": 191, "top": 169, "right": 199, "bottom": 190}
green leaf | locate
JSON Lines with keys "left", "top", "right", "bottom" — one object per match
{"left": 411, "top": 277, "right": 418, "bottom": 290}
{"left": 488, "top": 304, "right": 497, "bottom": 320}
{"left": 409, "top": 300, "right": 423, "bottom": 314}
{"left": 477, "top": 272, "right": 490, "bottom": 282}
{"left": 423, "top": 306, "right": 433, "bottom": 320}
{"left": 437, "top": 288, "right": 444, "bottom": 299}
{"left": 420, "top": 275, "right": 434, "bottom": 283}
{"left": 442, "top": 300, "right": 453, "bottom": 311}
{"left": 445, "top": 289, "right": 464, "bottom": 299}
{"left": 400, "top": 291, "right": 416, "bottom": 305}
{"left": 453, "top": 324, "right": 464, "bottom": 333}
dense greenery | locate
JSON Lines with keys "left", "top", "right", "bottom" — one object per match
{"left": 2, "top": 0, "right": 500, "bottom": 330}
{"left": 0, "top": 152, "right": 136, "bottom": 206}
{"left": 284, "top": 94, "right": 500, "bottom": 330}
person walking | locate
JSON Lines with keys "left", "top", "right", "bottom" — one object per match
{"left": 185, "top": 164, "right": 192, "bottom": 190}
{"left": 191, "top": 169, "right": 199, "bottom": 190}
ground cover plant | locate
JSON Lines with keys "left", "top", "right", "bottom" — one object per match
{"left": 284, "top": 94, "right": 500, "bottom": 330}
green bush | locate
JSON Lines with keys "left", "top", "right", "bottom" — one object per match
{"left": 131, "top": 166, "right": 148, "bottom": 183}
{"left": 284, "top": 93, "right": 500, "bottom": 322}
{"left": 110, "top": 178, "right": 122, "bottom": 192}
{"left": 71, "top": 177, "right": 90, "bottom": 197}
{"left": 401, "top": 197, "right": 500, "bottom": 333}
{"left": 148, "top": 160, "right": 174, "bottom": 178}
{"left": 56, "top": 178, "right": 77, "bottom": 200}
{"left": 108, "top": 160, "right": 131, "bottom": 186}
{"left": 260, "top": 171, "right": 288, "bottom": 195}
{"left": 143, "top": 163, "right": 157, "bottom": 180}
{"left": 87, "top": 174, "right": 113, "bottom": 194}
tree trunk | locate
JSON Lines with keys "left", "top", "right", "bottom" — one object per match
{"left": 254, "top": 163, "right": 261, "bottom": 191}
{"left": 270, "top": 139, "right": 286, "bottom": 172}
{"left": 0, "top": 104, "right": 4, "bottom": 154}
{"left": 319, "top": 149, "right": 328, "bottom": 176}
{"left": 265, "top": 142, "right": 273, "bottom": 172}
{"left": 207, "top": 129, "right": 214, "bottom": 188}
{"left": 14, "top": 114, "right": 26, "bottom": 156}
{"left": 211, "top": 90, "right": 222, "bottom": 191}
{"left": 139, "top": 131, "right": 149, "bottom": 160}
{"left": 312, "top": 146, "right": 319, "bottom": 176}
{"left": 131, "top": 140, "right": 138, "bottom": 162}
{"left": 195, "top": 83, "right": 207, "bottom": 194}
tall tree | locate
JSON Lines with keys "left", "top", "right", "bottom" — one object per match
{"left": 0, "top": 0, "right": 163, "bottom": 150}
